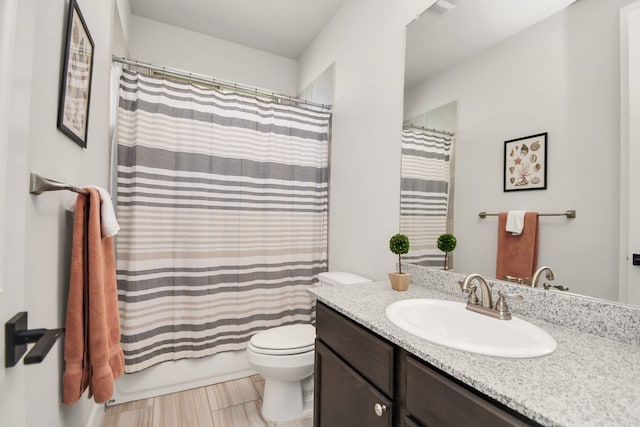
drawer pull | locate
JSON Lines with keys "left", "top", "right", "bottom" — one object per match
{"left": 374, "top": 403, "right": 387, "bottom": 416}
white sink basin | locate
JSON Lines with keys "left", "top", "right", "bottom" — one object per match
{"left": 385, "top": 299, "right": 557, "bottom": 358}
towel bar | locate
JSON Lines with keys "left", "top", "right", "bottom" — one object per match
{"left": 5, "top": 312, "right": 64, "bottom": 367}
{"left": 29, "top": 173, "right": 88, "bottom": 195}
{"left": 478, "top": 210, "right": 576, "bottom": 219}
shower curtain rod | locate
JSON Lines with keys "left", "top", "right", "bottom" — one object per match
{"left": 112, "top": 56, "right": 332, "bottom": 112}
{"left": 403, "top": 123, "right": 455, "bottom": 138}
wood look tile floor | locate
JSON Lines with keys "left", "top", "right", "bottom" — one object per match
{"left": 102, "top": 375, "right": 312, "bottom": 427}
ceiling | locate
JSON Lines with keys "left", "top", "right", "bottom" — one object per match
{"left": 404, "top": 0, "right": 578, "bottom": 88}
{"left": 129, "top": 0, "right": 578, "bottom": 88}
{"left": 129, "top": 0, "right": 348, "bottom": 59}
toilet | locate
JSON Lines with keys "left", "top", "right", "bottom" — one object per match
{"left": 246, "top": 271, "right": 371, "bottom": 422}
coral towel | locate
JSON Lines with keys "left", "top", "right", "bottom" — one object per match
{"left": 63, "top": 188, "right": 125, "bottom": 405}
{"left": 496, "top": 212, "right": 539, "bottom": 285}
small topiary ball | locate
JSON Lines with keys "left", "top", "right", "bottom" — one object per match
{"left": 389, "top": 233, "right": 410, "bottom": 255}
{"left": 437, "top": 233, "right": 457, "bottom": 253}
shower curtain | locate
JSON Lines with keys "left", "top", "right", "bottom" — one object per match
{"left": 400, "top": 128, "right": 452, "bottom": 267}
{"left": 115, "top": 69, "right": 330, "bottom": 373}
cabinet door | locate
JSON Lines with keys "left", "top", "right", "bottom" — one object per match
{"left": 314, "top": 340, "right": 392, "bottom": 427}
{"left": 405, "top": 355, "right": 532, "bottom": 427}
{"left": 316, "top": 302, "right": 394, "bottom": 396}
{"left": 403, "top": 417, "right": 421, "bottom": 427}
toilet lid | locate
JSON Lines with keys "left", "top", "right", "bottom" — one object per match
{"left": 318, "top": 271, "right": 371, "bottom": 286}
{"left": 249, "top": 324, "right": 315, "bottom": 355}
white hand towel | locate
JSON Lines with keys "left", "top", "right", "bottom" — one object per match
{"left": 506, "top": 210, "right": 527, "bottom": 235}
{"left": 87, "top": 185, "right": 120, "bottom": 238}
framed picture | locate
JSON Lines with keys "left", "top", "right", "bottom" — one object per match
{"left": 503, "top": 132, "right": 547, "bottom": 192}
{"left": 57, "top": 0, "right": 94, "bottom": 148}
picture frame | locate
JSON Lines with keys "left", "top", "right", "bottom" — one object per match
{"left": 503, "top": 132, "right": 547, "bottom": 192}
{"left": 57, "top": 0, "right": 95, "bottom": 148}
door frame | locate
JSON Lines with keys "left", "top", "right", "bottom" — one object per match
{"left": 619, "top": 1, "right": 640, "bottom": 304}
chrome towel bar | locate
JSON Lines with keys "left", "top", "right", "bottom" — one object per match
{"left": 29, "top": 173, "right": 88, "bottom": 195}
{"left": 478, "top": 210, "right": 576, "bottom": 219}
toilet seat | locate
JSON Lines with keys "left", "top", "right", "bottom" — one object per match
{"left": 249, "top": 324, "right": 315, "bottom": 356}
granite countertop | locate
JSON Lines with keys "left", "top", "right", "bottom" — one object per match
{"left": 310, "top": 281, "right": 640, "bottom": 427}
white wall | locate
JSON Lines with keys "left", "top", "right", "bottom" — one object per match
{"left": 115, "top": 0, "right": 131, "bottom": 43}
{"left": 1, "top": 0, "right": 115, "bottom": 426}
{"left": 0, "top": 2, "right": 24, "bottom": 426}
{"left": 404, "top": 0, "right": 635, "bottom": 300}
{"left": 297, "top": 0, "right": 436, "bottom": 281}
{"left": 298, "top": 64, "right": 335, "bottom": 106}
{"left": 112, "top": 0, "right": 129, "bottom": 58}
{"left": 127, "top": 15, "right": 298, "bottom": 95}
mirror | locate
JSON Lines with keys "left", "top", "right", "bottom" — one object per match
{"left": 401, "top": 103, "right": 458, "bottom": 269}
{"left": 402, "top": 0, "right": 635, "bottom": 303}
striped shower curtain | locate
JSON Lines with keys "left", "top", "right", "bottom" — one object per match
{"left": 115, "top": 70, "right": 330, "bottom": 373}
{"left": 400, "top": 128, "right": 453, "bottom": 267}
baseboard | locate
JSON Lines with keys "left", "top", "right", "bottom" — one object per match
{"left": 86, "top": 402, "right": 104, "bottom": 427}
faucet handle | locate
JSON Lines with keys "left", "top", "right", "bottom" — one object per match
{"left": 459, "top": 280, "right": 480, "bottom": 304}
{"left": 467, "top": 285, "right": 479, "bottom": 305}
{"left": 543, "top": 283, "right": 570, "bottom": 292}
{"left": 458, "top": 280, "right": 478, "bottom": 302}
{"left": 495, "top": 290, "right": 524, "bottom": 320}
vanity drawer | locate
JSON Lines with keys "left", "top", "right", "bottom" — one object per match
{"left": 404, "top": 355, "right": 532, "bottom": 427}
{"left": 316, "top": 302, "right": 394, "bottom": 397}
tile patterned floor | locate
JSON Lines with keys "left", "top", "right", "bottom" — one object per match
{"left": 102, "top": 375, "right": 312, "bottom": 427}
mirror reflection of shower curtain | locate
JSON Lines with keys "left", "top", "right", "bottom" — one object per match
{"left": 115, "top": 70, "right": 330, "bottom": 373}
{"left": 400, "top": 128, "right": 453, "bottom": 267}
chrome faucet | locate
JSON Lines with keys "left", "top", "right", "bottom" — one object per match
{"left": 460, "top": 273, "right": 493, "bottom": 309}
{"left": 531, "top": 266, "right": 569, "bottom": 291}
{"left": 531, "top": 266, "right": 554, "bottom": 288}
{"left": 460, "top": 273, "right": 523, "bottom": 320}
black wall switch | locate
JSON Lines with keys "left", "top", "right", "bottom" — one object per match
{"left": 633, "top": 254, "right": 640, "bottom": 266}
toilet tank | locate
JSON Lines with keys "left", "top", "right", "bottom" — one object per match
{"left": 317, "top": 272, "right": 371, "bottom": 286}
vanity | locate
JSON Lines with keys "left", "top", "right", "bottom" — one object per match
{"left": 311, "top": 266, "right": 640, "bottom": 426}
{"left": 315, "top": 302, "right": 533, "bottom": 426}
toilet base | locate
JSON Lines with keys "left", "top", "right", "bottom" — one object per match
{"left": 261, "top": 375, "right": 314, "bottom": 422}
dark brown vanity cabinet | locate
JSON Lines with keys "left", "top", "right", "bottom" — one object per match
{"left": 315, "top": 302, "right": 394, "bottom": 427}
{"left": 403, "top": 355, "right": 532, "bottom": 427}
{"left": 315, "top": 340, "right": 392, "bottom": 426}
{"left": 314, "top": 302, "right": 537, "bottom": 427}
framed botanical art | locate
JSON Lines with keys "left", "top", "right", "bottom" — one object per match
{"left": 504, "top": 132, "right": 547, "bottom": 192}
{"left": 57, "top": 0, "right": 95, "bottom": 148}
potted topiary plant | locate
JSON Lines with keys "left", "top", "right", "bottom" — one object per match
{"left": 389, "top": 233, "right": 411, "bottom": 291}
{"left": 437, "top": 233, "right": 457, "bottom": 270}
